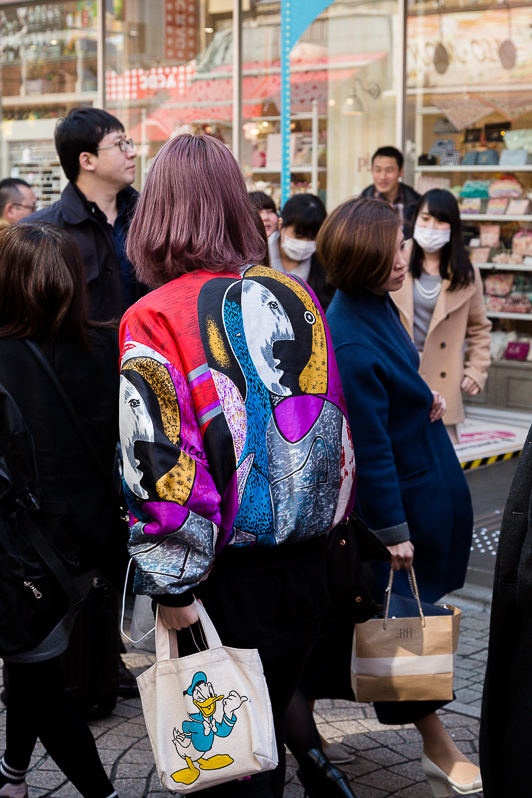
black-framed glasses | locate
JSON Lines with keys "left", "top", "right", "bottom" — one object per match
{"left": 97, "top": 138, "right": 136, "bottom": 154}
{"left": 13, "top": 202, "right": 37, "bottom": 212}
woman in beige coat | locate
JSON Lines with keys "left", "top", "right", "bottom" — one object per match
{"left": 392, "top": 188, "right": 491, "bottom": 443}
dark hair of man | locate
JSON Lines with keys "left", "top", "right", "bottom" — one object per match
{"left": 371, "top": 146, "right": 404, "bottom": 170}
{"left": 248, "top": 190, "right": 277, "bottom": 215}
{"left": 280, "top": 193, "right": 327, "bottom": 239}
{"left": 0, "top": 178, "right": 32, "bottom": 215}
{"left": 0, "top": 223, "right": 90, "bottom": 345}
{"left": 127, "top": 134, "right": 267, "bottom": 287}
{"left": 410, "top": 188, "right": 474, "bottom": 290}
{"left": 317, "top": 197, "right": 400, "bottom": 294}
{"left": 54, "top": 106, "right": 125, "bottom": 183}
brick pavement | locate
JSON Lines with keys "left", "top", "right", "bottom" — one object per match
{"left": 0, "top": 584, "right": 490, "bottom": 797}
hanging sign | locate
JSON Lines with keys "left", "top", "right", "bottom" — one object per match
{"left": 165, "top": 0, "right": 197, "bottom": 62}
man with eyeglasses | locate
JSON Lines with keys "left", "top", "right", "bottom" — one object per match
{"left": 26, "top": 106, "right": 143, "bottom": 322}
{"left": 25, "top": 106, "right": 144, "bottom": 707}
{"left": 0, "top": 178, "right": 37, "bottom": 228}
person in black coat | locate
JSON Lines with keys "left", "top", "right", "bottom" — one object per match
{"left": 26, "top": 106, "right": 143, "bottom": 323}
{"left": 26, "top": 107, "right": 145, "bottom": 696}
{"left": 268, "top": 193, "right": 335, "bottom": 311}
{"left": 0, "top": 223, "right": 120, "bottom": 798}
{"left": 361, "top": 145, "right": 420, "bottom": 233}
{"left": 480, "top": 425, "right": 532, "bottom": 796}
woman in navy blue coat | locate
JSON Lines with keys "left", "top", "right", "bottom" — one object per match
{"left": 318, "top": 197, "right": 482, "bottom": 797}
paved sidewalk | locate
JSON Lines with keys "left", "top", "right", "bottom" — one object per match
{"left": 0, "top": 584, "right": 490, "bottom": 797}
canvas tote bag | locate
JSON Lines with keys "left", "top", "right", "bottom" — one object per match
{"left": 351, "top": 567, "right": 461, "bottom": 702}
{"left": 137, "top": 600, "right": 278, "bottom": 793}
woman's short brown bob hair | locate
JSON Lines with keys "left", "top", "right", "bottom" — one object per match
{"left": 317, "top": 196, "right": 401, "bottom": 294}
{"left": 127, "top": 133, "right": 267, "bottom": 287}
{"left": 0, "top": 222, "right": 89, "bottom": 344}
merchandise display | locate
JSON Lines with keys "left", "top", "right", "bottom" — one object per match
{"left": 414, "top": 100, "right": 532, "bottom": 412}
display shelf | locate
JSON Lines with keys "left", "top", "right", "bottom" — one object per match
{"left": 461, "top": 214, "right": 532, "bottom": 222}
{"left": 0, "top": 6, "right": 98, "bottom": 100}
{"left": 415, "top": 165, "right": 532, "bottom": 173}
{"left": 2, "top": 92, "right": 97, "bottom": 108}
{"left": 245, "top": 103, "right": 327, "bottom": 200}
{"left": 486, "top": 311, "right": 532, "bottom": 320}
{"left": 477, "top": 262, "right": 532, "bottom": 272}
{"left": 251, "top": 166, "right": 327, "bottom": 174}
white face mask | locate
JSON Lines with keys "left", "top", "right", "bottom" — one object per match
{"left": 413, "top": 225, "right": 451, "bottom": 254}
{"left": 281, "top": 233, "right": 316, "bottom": 262}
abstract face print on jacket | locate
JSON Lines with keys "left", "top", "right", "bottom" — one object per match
{"left": 119, "top": 266, "right": 355, "bottom": 596}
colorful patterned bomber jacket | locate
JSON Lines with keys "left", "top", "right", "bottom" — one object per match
{"left": 119, "top": 266, "right": 356, "bottom": 597}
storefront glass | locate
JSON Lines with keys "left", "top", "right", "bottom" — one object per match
{"left": 406, "top": 0, "right": 532, "bottom": 412}
{"left": 103, "top": 0, "right": 402, "bottom": 209}
{"left": 0, "top": 1, "right": 99, "bottom": 205}
{"left": 0, "top": 0, "right": 402, "bottom": 211}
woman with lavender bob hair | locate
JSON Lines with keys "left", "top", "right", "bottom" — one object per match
{"left": 119, "top": 134, "right": 356, "bottom": 797}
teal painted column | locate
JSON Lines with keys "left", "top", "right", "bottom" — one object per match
{"left": 280, "top": 0, "right": 334, "bottom": 207}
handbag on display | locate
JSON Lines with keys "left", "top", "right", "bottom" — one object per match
{"left": 0, "top": 383, "right": 83, "bottom": 657}
{"left": 428, "top": 139, "right": 455, "bottom": 160}
{"left": 138, "top": 601, "right": 278, "bottom": 794}
{"left": 351, "top": 566, "right": 461, "bottom": 703}
{"left": 500, "top": 148, "right": 529, "bottom": 166}
{"left": 476, "top": 149, "right": 499, "bottom": 166}
{"left": 504, "top": 340, "right": 530, "bottom": 360}
{"left": 461, "top": 151, "right": 479, "bottom": 166}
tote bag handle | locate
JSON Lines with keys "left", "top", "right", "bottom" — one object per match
{"left": 155, "top": 599, "right": 223, "bottom": 661}
{"left": 383, "top": 565, "right": 425, "bottom": 629}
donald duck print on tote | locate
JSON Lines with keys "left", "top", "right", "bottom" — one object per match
{"left": 171, "top": 670, "right": 248, "bottom": 786}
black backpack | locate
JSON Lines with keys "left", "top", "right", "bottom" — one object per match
{"left": 0, "top": 383, "right": 82, "bottom": 657}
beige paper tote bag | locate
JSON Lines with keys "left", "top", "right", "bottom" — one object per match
{"left": 351, "top": 567, "right": 461, "bottom": 702}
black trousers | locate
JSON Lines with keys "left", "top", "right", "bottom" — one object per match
{"left": 3, "top": 657, "right": 114, "bottom": 798}
{"left": 192, "top": 537, "right": 329, "bottom": 798}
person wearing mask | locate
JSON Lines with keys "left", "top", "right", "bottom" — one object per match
{"left": 26, "top": 106, "right": 143, "bottom": 323}
{"left": 0, "top": 178, "right": 37, "bottom": 229}
{"left": 119, "top": 133, "right": 356, "bottom": 797}
{"left": 268, "top": 193, "right": 334, "bottom": 311}
{"left": 248, "top": 190, "right": 279, "bottom": 239}
{"left": 317, "top": 196, "right": 482, "bottom": 798}
{"left": 392, "top": 188, "right": 491, "bottom": 443}
{"left": 0, "top": 222, "right": 120, "bottom": 798}
{"left": 361, "top": 146, "right": 420, "bottom": 229}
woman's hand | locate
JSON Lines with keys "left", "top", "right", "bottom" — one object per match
{"left": 429, "top": 391, "right": 446, "bottom": 422}
{"left": 461, "top": 376, "right": 481, "bottom": 396}
{"left": 386, "top": 540, "right": 414, "bottom": 571}
{"left": 158, "top": 603, "right": 199, "bottom": 631}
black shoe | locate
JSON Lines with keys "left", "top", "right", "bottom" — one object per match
{"left": 117, "top": 658, "right": 139, "bottom": 698}
{"left": 297, "top": 748, "right": 357, "bottom": 798}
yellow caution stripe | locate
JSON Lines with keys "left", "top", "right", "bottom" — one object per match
{"left": 461, "top": 449, "right": 521, "bottom": 471}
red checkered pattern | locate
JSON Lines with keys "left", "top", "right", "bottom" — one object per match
{"left": 165, "top": 0, "right": 197, "bottom": 62}
{"left": 105, "top": 64, "right": 194, "bottom": 102}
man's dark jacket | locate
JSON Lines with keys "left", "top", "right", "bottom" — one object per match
{"left": 361, "top": 182, "right": 420, "bottom": 230}
{"left": 27, "top": 183, "right": 140, "bottom": 322}
{"left": 480, "top": 425, "right": 532, "bottom": 796}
